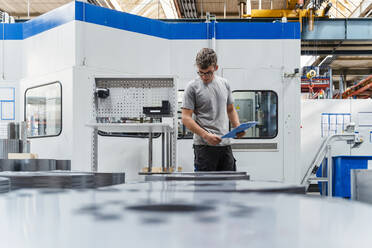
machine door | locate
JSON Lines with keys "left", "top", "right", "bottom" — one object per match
{"left": 222, "top": 68, "right": 283, "bottom": 181}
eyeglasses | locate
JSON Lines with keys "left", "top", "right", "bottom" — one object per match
{"left": 197, "top": 70, "right": 214, "bottom": 77}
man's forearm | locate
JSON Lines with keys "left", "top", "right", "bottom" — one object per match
{"left": 228, "top": 109, "right": 240, "bottom": 128}
{"left": 182, "top": 116, "right": 208, "bottom": 138}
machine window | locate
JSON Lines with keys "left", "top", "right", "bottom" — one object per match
{"left": 25, "top": 82, "right": 62, "bottom": 138}
{"left": 177, "top": 90, "right": 193, "bottom": 139}
{"left": 231, "top": 90, "right": 278, "bottom": 139}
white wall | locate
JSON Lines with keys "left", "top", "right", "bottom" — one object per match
{"left": 75, "top": 21, "right": 171, "bottom": 74}
{"left": 0, "top": 40, "right": 23, "bottom": 123}
{"left": 22, "top": 22, "right": 76, "bottom": 79}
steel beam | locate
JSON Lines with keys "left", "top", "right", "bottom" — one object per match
{"left": 301, "top": 50, "right": 372, "bottom": 55}
{"left": 302, "top": 18, "right": 372, "bottom": 41}
{"left": 332, "top": 68, "right": 372, "bottom": 75}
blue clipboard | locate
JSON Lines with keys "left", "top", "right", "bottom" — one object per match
{"left": 221, "top": 122, "right": 257, "bottom": 139}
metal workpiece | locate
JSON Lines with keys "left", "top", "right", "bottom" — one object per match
{"left": 0, "top": 159, "right": 56, "bottom": 171}
{"left": 90, "top": 172, "right": 125, "bottom": 187}
{"left": 0, "top": 171, "right": 95, "bottom": 190}
{"left": 176, "top": 171, "right": 248, "bottom": 176}
{"left": 0, "top": 139, "right": 30, "bottom": 159}
{"left": 0, "top": 177, "right": 10, "bottom": 193}
{"left": 55, "top": 160, "right": 71, "bottom": 171}
{"left": 7, "top": 122, "right": 20, "bottom": 139}
{"left": 145, "top": 174, "right": 250, "bottom": 181}
{"left": 139, "top": 171, "right": 249, "bottom": 176}
{"left": 0, "top": 171, "right": 125, "bottom": 190}
{"left": 168, "top": 180, "right": 305, "bottom": 194}
{"left": 123, "top": 180, "right": 305, "bottom": 194}
{"left": 351, "top": 169, "right": 372, "bottom": 204}
{"left": 0, "top": 139, "right": 21, "bottom": 158}
{"left": 0, "top": 159, "right": 72, "bottom": 172}
{"left": 0, "top": 185, "right": 372, "bottom": 247}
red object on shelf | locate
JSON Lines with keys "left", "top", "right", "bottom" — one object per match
{"left": 301, "top": 77, "right": 330, "bottom": 93}
{"left": 342, "top": 75, "right": 372, "bottom": 99}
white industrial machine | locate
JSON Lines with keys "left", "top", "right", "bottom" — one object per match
{"left": 0, "top": 1, "right": 302, "bottom": 182}
{"left": 2, "top": 1, "right": 372, "bottom": 184}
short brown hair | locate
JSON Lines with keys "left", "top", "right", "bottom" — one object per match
{"left": 196, "top": 48, "right": 217, "bottom": 69}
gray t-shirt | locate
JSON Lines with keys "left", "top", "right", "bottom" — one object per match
{"left": 182, "top": 75, "right": 234, "bottom": 146}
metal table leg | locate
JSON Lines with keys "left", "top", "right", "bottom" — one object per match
{"left": 166, "top": 131, "right": 170, "bottom": 172}
{"left": 91, "top": 128, "right": 98, "bottom": 172}
{"left": 148, "top": 132, "right": 153, "bottom": 173}
{"left": 169, "top": 132, "right": 173, "bottom": 170}
{"left": 161, "top": 133, "right": 165, "bottom": 172}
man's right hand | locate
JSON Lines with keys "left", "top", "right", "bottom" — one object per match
{"left": 203, "top": 133, "right": 222, "bottom": 146}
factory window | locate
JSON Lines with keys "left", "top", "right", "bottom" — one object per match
{"left": 25, "top": 82, "right": 62, "bottom": 138}
{"left": 231, "top": 90, "right": 278, "bottom": 139}
{"left": 177, "top": 90, "right": 193, "bottom": 139}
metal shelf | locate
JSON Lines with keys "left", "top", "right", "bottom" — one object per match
{"left": 86, "top": 123, "right": 172, "bottom": 133}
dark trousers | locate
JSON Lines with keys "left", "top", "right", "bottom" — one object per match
{"left": 193, "top": 145, "right": 236, "bottom": 171}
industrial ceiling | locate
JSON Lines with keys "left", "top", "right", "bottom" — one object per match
{"left": 1, "top": 0, "right": 372, "bottom": 89}
{"left": 1, "top": 0, "right": 370, "bottom": 20}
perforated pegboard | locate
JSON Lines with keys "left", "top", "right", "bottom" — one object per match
{"left": 91, "top": 76, "right": 178, "bottom": 171}
{"left": 95, "top": 78, "right": 176, "bottom": 119}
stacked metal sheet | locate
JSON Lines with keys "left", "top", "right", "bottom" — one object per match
{"left": 92, "top": 172, "right": 125, "bottom": 187}
{"left": 55, "top": 160, "right": 71, "bottom": 170}
{"left": 0, "top": 139, "right": 21, "bottom": 159}
{"left": 0, "top": 172, "right": 95, "bottom": 190}
{"left": 0, "top": 177, "right": 10, "bottom": 193}
{"left": 0, "top": 171, "right": 126, "bottom": 190}
{"left": 145, "top": 173, "right": 250, "bottom": 181}
{"left": 0, "top": 159, "right": 56, "bottom": 171}
{"left": 139, "top": 171, "right": 248, "bottom": 175}
{"left": 123, "top": 180, "right": 305, "bottom": 194}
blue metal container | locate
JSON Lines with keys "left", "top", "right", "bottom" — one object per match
{"left": 316, "top": 156, "right": 372, "bottom": 197}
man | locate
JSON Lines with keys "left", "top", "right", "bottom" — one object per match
{"left": 182, "top": 48, "right": 244, "bottom": 171}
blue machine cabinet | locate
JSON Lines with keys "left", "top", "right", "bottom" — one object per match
{"left": 317, "top": 156, "right": 372, "bottom": 197}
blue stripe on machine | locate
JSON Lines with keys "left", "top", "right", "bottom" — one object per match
{"left": 23, "top": 1, "right": 76, "bottom": 39}
{"left": 216, "top": 22, "right": 300, "bottom": 39}
{"left": 0, "top": 24, "right": 23, "bottom": 40}
{"left": 76, "top": 2, "right": 169, "bottom": 39}
{"left": 0, "top": 0, "right": 300, "bottom": 40}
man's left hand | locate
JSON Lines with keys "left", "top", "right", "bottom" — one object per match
{"left": 236, "top": 131, "right": 245, "bottom": 139}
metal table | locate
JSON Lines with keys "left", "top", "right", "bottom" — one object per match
{"left": 86, "top": 123, "right": 174, "bottom": 173}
